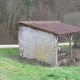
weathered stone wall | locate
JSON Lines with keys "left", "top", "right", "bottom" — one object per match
{"left": 18, "top": 26, "right": 57, "bottom": 65}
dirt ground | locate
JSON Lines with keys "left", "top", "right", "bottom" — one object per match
{"left": 15, "top": 48, "right": 80, "bottom": 67}
{"left": 58, "top": 48, "right": 80, "bottom": 66}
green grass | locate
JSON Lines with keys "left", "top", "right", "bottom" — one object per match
{"left": 0, "top": 48, "right": 80, "bottom": 80}
{"left": 59, "top": 45, "right": 69, "bottom": 53}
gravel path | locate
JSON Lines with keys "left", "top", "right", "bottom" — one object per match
{"left": 0, "top": 45, "right": 19, "bottom": 48}
{"left": 0, "top": 43, "right": 73, "bottom": 48}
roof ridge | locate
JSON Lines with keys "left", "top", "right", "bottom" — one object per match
{"left": 19, "top": 21, "right": 60, "bottom": 23}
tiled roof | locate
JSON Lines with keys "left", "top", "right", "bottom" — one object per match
{"left": 19, "top": 21, "right": 80, "bottom": 35}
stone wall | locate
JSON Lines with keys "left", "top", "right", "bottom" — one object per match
{"left": 18, "top": 26, "right": 58, "bottom": 65}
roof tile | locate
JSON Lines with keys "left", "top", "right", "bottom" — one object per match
{"left": 19, "top": 21, "right": 80, "bottom": 35}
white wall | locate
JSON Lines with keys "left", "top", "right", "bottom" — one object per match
{"left": 18, "top": 26, "right": 58, "bottom": 65}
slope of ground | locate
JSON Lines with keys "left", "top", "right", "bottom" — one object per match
{"left": 0, "top": 48, "right": 80, "bottom": 80}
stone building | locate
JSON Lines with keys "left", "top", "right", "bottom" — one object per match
{"left": 18, "top": 21, "right": 80, "bottom": 66}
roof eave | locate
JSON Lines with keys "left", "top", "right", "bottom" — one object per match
{"left": 18, "top": 22, "right": 59, "bottom": 36}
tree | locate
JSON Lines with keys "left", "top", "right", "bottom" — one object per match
{"left": 0, "top": 0, "right": 32, "bottom": 44}
{"left": 63, "top": 12, "right": 80, "bottom": 47}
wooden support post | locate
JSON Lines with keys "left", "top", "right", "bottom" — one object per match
{"left": 52, "top": 36, "right": 58, "bottom": 67}
{"left": 69, "top": 34, "right": 73, "bottom": 59}
{"left": 55, "top": 36, "right": 58, "bottom": 67}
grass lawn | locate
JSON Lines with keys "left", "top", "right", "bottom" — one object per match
{"left": 0, "top": 48, "right": 80, "bottom": 80}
